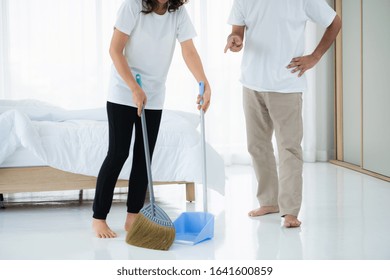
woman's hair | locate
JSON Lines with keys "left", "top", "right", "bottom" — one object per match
{"left": 141, "top": 0, "right": 188, "bottom": 14}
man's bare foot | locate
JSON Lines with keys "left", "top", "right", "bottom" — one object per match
{"left": 124, "top": 213, "right": 139, "bottom": 232}
{"left": 92, "top": 218, "right": 117, "bottom": 238}
{"left": 248, "top": 206, "right": 279, "bottom": 217}
{"left": 283, "top": 215, "right": 301, "bottom": 228}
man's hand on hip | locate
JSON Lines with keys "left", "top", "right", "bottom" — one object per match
{"left": 287, "top": 54, "right": 320, "bottom": 77}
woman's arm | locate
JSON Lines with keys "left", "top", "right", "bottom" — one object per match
{"left": 180, "top": 39, "right": 211, "bottom": 112}
{"left": 109, "top": 28, "right": 146, "bottom": 116}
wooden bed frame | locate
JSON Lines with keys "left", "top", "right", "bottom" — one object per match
{"left": 0, "top": 166, "right": 195, "bottom": 208}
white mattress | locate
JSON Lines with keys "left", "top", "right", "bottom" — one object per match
{"left": 0, "top": 99, "right": 225, "bottom": 195}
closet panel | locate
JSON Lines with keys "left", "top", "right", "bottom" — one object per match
{"left": 342, "top": 0, "right": 361, "bottom": 166}
{"left": 362, "top": 0, "right": 390, "bottom": 177}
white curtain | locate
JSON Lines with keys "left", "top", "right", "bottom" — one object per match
{"left": 0, "top": 0, "right": 335, "bottom": 164}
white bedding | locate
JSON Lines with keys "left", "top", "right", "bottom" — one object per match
{"left": 0, "top": 147, "right": 45, "bottom": 167}
{"left": 0, "top": 100, "right": 225, "bottom": 195}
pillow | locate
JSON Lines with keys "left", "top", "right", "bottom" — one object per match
{"left": 0, "top": 99, "right": 65, "bottom": 121}
{"left": 0, "top": 99, "right": 107, "bottom": 121}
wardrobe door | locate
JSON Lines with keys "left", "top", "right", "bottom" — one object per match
{"left": 362, "top": 0, "right": 390, "bottom": 177}
{"left": 342, "top": 0, "right": 361, "bottom": 166}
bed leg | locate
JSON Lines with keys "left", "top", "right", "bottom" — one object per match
{"left": 0, "top": 194, "right": 5, "bottom": 209}
{"left": 78, "top": 190, "right": 84, "bottom": 203}
{"left": 185, "top": 183, "right": 195, "bottom": 203}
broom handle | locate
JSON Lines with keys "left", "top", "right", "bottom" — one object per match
{"left": 199, "top": 81, "right": 208, "bottom": 213}
{"left": 136, "top": 74, "right": 156, "bottom": 215}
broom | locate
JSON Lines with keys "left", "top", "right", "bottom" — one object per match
{"left": 125, "top": 74, "right": 175, "bottom": 251}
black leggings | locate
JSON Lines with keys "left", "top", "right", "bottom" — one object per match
{"left": 93, "top": 102, "right": 162, "bottom": 220}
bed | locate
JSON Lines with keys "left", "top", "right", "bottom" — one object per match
{"left": 0, "top": 99, "right": 225, "bottom": 207}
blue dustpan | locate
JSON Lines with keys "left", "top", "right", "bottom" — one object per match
{"left": 174, "top": 212, "right": 214, "bottom": 245}
{"left": 174, "top": 82, "right": 215, "bottom": 245}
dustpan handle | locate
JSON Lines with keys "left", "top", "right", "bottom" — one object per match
{"left": 136, "top": 74, "right": 156, "bottom": 211}
{"left": 199, "top": 81, "right": 208, "bottom": 213}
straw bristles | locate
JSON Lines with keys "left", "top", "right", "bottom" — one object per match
{"left": 126, "top": 213, "right": 175, "bottom": 251}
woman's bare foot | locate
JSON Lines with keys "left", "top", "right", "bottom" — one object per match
{"left": 248, "top": 206, "right": 279, "bottom": 217}
{"left": 124, "top": 213, "right": 139, "bottom": 232}
{"left": 92, "top": 218, "right": 117, "bottom": 238}
{"left": 283, "top": 215, "right": 301, "bottom": 228}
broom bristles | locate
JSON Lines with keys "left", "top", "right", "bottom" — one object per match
{"left": 126, "top": 213, "right": 175, "bottom": 251}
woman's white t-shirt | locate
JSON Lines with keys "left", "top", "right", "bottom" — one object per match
{"left": 228, "top": 0, "right": 336, "bottom": 93}
{"left": 108, "top": 0, "right": 197, "bottom": 109}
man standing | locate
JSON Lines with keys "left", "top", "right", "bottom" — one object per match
{"left": 224, "top": 0, "right": 341, "bottom": 227}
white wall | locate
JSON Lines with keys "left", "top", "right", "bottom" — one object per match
{"left": 303, "top": 18, "right": 336, "bottom": 161}
{"left": 316, "top": 25, "right": 336, "bottom": 161}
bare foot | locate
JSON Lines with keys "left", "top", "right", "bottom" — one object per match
{"left": 248, "top": 206, "right": 279, "bottom": 217}
{"left": 124, "top": 213, "right": 139, "bottom": 232}
{"left": 283, "top": 215, "right": 301, "bottom": 228}
{"left": 92, "top": 218, "right": 117, "bottom": 238}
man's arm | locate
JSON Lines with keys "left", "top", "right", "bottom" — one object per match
{"left": 224, "top": 25, "right": 245, "bottom": 53}
{"left": 287, "top": 15, "right": 342, "bottom": 77}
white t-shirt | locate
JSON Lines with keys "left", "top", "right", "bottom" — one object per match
{"left": 228, "top": 0, "right": 336, "bottom": 93}
{"left": 108, "top": 0, "right": 197, "bottom": 109}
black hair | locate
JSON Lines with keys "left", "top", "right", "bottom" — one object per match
{"left": 141, "top": 0, "right": 188, "bottom": 14}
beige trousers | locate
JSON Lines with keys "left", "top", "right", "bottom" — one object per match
{"left": 243, "top": 87, "right": 303, "bottom": 217}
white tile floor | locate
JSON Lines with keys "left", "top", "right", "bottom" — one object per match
{"left": 1, "top": 163, "right": 390, "bottom": 260}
